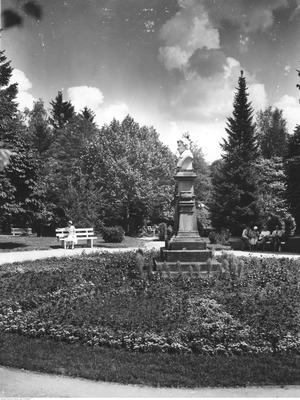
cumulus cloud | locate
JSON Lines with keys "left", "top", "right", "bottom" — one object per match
{"left": 67, "top": 86, "right": 104, "bottom": 111}
{"left": 202, "top": 0, "right": 288, "bottom": 33}
{"left": 158, "top": 1, "right": 219, "bottom": 72}
{"left": 67, "top": 85, "right": 129, "bottom": 126}
{"left": 95, "top": 102, "right": 129, "bottom": 126}
{"left": 188, "top": 48, "right": 227, "bottom": 77}
{"left": 11, "top": 69, "right": 35, "bottom": 110}
{"left": 158, "top": 0, "right": 289, "bottom": 74}
{"left": 274, "top": 95, "right": 300, "bottom": 131}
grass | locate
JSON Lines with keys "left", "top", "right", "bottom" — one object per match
{"left": 0, "top": 332, "right": 299, "bottom": 388}
{"left": 0, "top": 234, "right": 148, "bottom": 252}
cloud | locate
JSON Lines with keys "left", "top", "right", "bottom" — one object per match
{"left": 165, "top": 56, "right": 267, "bottom": 123}
{"left": 11, "top": 69, "right": 35, "bottom": 110}
{"left": 274, "top": 95, "right": 300, "bottom": 131}
{"left": 158, "top": 1, "right": 219, "bottom": 72}
{"left": 67, "top": 85, "right": 129, "bottom": 126}
{"left": 290, "top": 0, "right": 300, "bottom": 20}
{"left": 67, "top": 86, "right": 104, "bottom": 111}
{"left": 95, "top": 102, "right": 129, "bottom": 126}
{"left": 188, "top": 48, "right": 227, "bottom": 77}
{"left": 202, "top": 0, "right": 288, "bottom": 33}
{"left": 158, "top": 0, "right": 289, "bottom": 75}
{"left": 248, "top": 83, "right": 268, "bottom": 111}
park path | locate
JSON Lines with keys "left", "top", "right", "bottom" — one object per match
{"left": 1, "top": 365, "right": 300, "bottom": 397}
{"left": 0, "top": 240, "right": 163, "bottom": 265}
{"left": 1, "top": 240, "right": 300, "bottom": 265}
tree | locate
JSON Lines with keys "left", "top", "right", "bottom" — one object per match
{"left": 39, "top": 113, "right": 100, "bottom": 230}
{"left": 256, "top": 106, "right": 288, "bottom": 158}
{"left": 210, "top": 71, "right": 260, "bottom": 235}
{"left": 83, "top": 116, "right": 176, "bottom": 233}
{"left": 253, "top": 157, "right": 295, "bottom": 234}
{"left": 1, "top": 1, "right": 42, "bottom": 29}
{"left": 49, "top": 91, "right": 75, "bottom": 130}
{"left": 191, "top": 142, "right": 212, "bottom": 205}
{"left": 25, "top": 99, "right": 53, "bottom": 156}
{"left": 80, "top": 107, "right": 96, "bottom": 123}
{"left": 285, "top": 125, "right": 300, "bottom": 233}
{"left": 0, "top": 50, "right": 42, "bottom": 231}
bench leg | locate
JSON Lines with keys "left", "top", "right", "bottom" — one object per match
{"left": 91, "top": 239, "right": 93, "bottom": 248}
{"left": 64, "top": 241, "right": 67, "bottom": 250}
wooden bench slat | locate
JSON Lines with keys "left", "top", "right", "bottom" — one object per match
{"left": 55, "top": 227, "right": 97, "bottom": 248}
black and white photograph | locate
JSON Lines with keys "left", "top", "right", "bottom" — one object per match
{"left": 0, "top": 0, "right": 300, "bottom": 397}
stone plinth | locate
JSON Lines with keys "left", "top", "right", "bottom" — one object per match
{"left": 160, "top": 169, "right": 216, "bottom": 273}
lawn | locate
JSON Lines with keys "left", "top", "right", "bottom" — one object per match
{"left": 0, "top": 251, "right": 299, "bottom": 387}
{"left": 0, "top": 234, "right": 148, "bottom": 252}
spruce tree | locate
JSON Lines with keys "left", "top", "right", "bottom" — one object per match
{"left": 211, "top": 71, "right": 260, "bottom": 235}
{"left": 0, "top": 50, "right": 41, "bottom": 232}
{"left": 285, "top": 125, "right": 300, "bottom": 233}
{"left": 49, "top": 91, "right": 75, "bottom": 129}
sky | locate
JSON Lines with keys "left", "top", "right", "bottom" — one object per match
{"left": 2, "top": 0, "right": 300, "bottom": 162}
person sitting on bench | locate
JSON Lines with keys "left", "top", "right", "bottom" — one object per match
{"left": 241, "top": 225, "right": 251, "bottom": 250}
{"left": 66, "top": 220, "right": 77, "bottom": 249}
{"left": 257, "top": 225, "right": 271, "bottom": 250}
{"left": 271, "top": 225, "right": 284, "bottom": 252}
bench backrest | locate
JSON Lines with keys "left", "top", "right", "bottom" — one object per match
{"left": 11, "top": 227, "right": 33, "bottom": 235}
{"left": 56, "top": 228, "right": 95, "bottom": 239}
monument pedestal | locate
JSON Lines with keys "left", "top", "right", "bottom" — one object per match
{"left": 157, "top": 170, "right": 219, "bottom": 276}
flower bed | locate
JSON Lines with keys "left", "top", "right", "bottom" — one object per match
{"left": 0, "top": 252, "right": 299, "bottom": 356}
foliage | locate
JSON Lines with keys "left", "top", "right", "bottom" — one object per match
{"left": 0, "top": 51, "right": 43, "bottom": 232}
{"left": 102, "top": 226, "right": 125, "bottom": 243}
{"left": 0, "top": 252, "right": 299, "bottom": 357}
{"left": 208, "top": 229, "right": 230, "bottom": 245}
{"left": 285, "top": 125, "right": 300, "bottom": 233}
{"left": 253, "top": 156, "right": 295, "bottom": 233}
{"left": 1, "top": 1, "right": 42, "bottom": 29}
{"left": 210, "top": 72, "right": 260, "bottom": 235}
{"left": 82, "top": 116, "right": 176, "bottom": 233}
{"left": 158, "top": 222, "right": 167, "bottom": 241}
{"left": 256, "top": 107, "right": 288, "bottom": 158}
{"left": 190, "top": 142, "right": 212, "bottom": 205}
{"left": 49, "top": 91, "right": 75, "bottom": 130}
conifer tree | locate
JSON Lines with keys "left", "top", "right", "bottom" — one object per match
{"left": 49, "top": 91, "right": 75, "bottom": 129}
{"left": 211, "top": 71, "right": 260, "bottom": 235}
{"left": 0, "top": 50, "right": 41, "bottom": 231}
{"left": 285, "top": 125, "right": 300, "bottom": 233}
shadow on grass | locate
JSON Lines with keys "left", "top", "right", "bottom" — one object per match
{"left": 0, "top": 333, "right": 299, "bottom": 388}
{"left": 0, "top": 242, "right": 27, "bottom": 250}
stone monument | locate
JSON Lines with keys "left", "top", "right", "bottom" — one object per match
{"left": 157, "top": 137, "right": 219, "bottom": 276}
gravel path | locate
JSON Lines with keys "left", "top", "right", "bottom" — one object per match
{"left": 1, "top": 366, "right": 300, "bottom": 397}
{"left": 1, "top": 241, "right": 299, "bottom": 266}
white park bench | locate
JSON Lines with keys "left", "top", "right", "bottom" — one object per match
{"left": 55, "top": 228, "right": 97, "bottom": 249}
{"left": 11, "top": 227, "right": 33, "bottom": 236}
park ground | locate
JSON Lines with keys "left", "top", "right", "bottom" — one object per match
{"left": 0, "top": 234, "right": 300, "bottom": 397}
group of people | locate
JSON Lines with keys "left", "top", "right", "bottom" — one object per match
{"left": 241, "top": 224, "right": 285, "bottom": 251}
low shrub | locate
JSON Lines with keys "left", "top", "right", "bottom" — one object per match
{"left": 102, "top": 226, "right": 125, "bottom": 243}
{"left": 0, "top": 252, "right": 299, "bottom": 356}
{"left": 158, "top": 223, "right": 167, "bottom": 241}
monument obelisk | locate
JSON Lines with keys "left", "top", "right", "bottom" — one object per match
{"left": 159, "top": 137, "right": 216, "bottom": 274}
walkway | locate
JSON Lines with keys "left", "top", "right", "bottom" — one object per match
{"left": 1, "top": 241, "right": 299, "bottom": 265}
{"left": 0, "top": 240, "right": 163, "bottom": 265}
{"left": 1, "top": 366, "right": 300, "bottom": 397}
